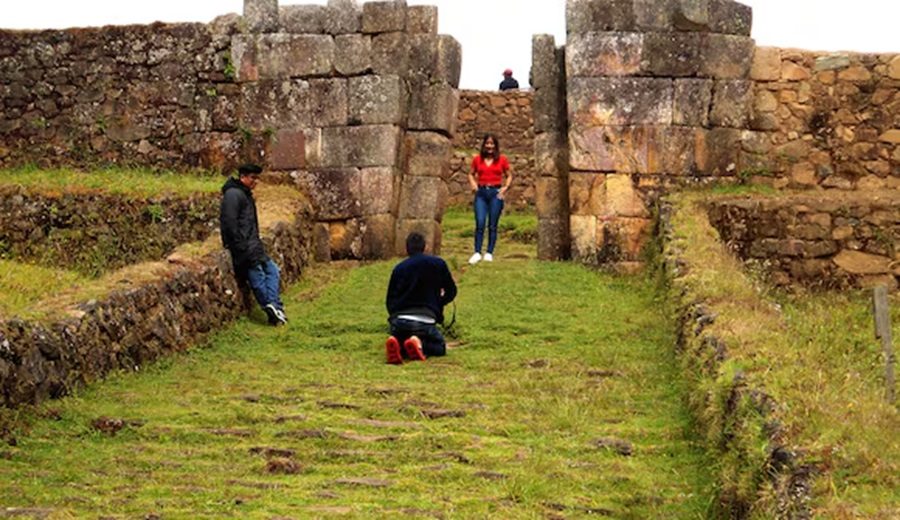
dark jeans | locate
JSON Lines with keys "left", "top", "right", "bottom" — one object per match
{"left": 389, "top": 317, "right": 446, "bottom": 357}
{"left": 474, "top": 186, "right": 504, "bottom": 254}
{"left": 247, "top": 258, "right": 283, "bottom": 310}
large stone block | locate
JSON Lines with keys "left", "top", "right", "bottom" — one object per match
{"left": 532, "top": 35, "right": 560, "bottom": 90}
{"left": 294, "top": 168, "right": 362, "bottom": 220}
{"left": 534, "top": 83, "right": 567, "bottom": 134}
{"left": 569, "top": 78, "right": 673, "bottom": 127}
{"left": 673, "top": 0, "right": 710, "bottom": 31}
{"left": 324, "top": 0, "right": 362, "bottom": 35}
{"left": 232, "top": 35, "right": 259, "bottom": 82}
{"left": 567, "top": 32, "right": 643, "bottom": 78}
{"left": 329, "top": 218, "right": 364, "bottom": 259}
{"left": 362, "top": 0, "right": 408, "bottom": 34}
{"left": 605, "top": 174, "right": 649, "bottom": 218}
{"left": 371, "top": 32, "right": 410, "bottom": 76}
{"left": 634, "top": 0, "right": 677, "bottom": 31}
{"left": 570, "top": 126, "right": 650, "bottom": 173}
{"left": 569, "top": 171, "right": 606, "bottom": 215}
{"left": 709, "top": 0, "right": 752, "bottom": 36}
{"left": 236, "top": 34, "right": 335, "bottom": 80}
{"left": 613, "top": 217, "right": 652, "bottom": 260}
{"left": 360, "top": 167, "right": 397, "bottom": 215}
{"left": 696, "top": 127, "right": 740, "bottom": 176}
{"left": 537, "top": 176, "right": 569, "bottom": 218}
{"left": 567, "top": 0, "right": 636, "bottom": 34}
{"left": 334, "top": 34, "right": 371, "bottom": 75}
{"left": 320, "top": 125, "right": 401, "bottom": 168}
{"left": 408, "top": 82, "right": 459, "bottom": 135}
{"left": 750, "top": 47, "right": 781, "bottom": 81}
{"left": 241, "top": 79, "right": 348, "bottom": 129}
{"left": 360, "top": 214, "right": 396, "bottom": 259}
{"left": 709, "top": 80, "right": 751, "bottom": 128}
{"left": 538, "top": 218, "right": 571, "bottom": 261}
{"left": 395, "top": 219, "right": 442, "bottom": 255}
{"left": 280, "top": 5, "right": 326, "bottom": 33}
{"left": 642, "top": 32, "right": 701, "bottom": 77}
{"left": 673, "top": 78, "right": 712, "bottom": 126}
{"left": 269, "top": 129, "right": 306, "bottom": 171}
{"left": 699, "top": 34, "right": 754, "bottom": 79}
{"left": 534, "top": 132, "right": 568, "bottom": 178}
{"left": 349, "top": 75, "right": 407, "bottom": 125}
{"left": 406, "top": 5, "right": 438, "bottom": 34}
{"left": 570, "top": 214, "right": 599, "bottom": 263}
{"left": 398, "top": 175, "right": 444, "bottom": 220}
{"left": 654, "top": 126, "right": 698, "bottom": 175}
{"left": 408, "top": 34, "right": 462, "bottom": 88}
{"left": 404, "top": 131, "right": 452, "bottom": 177}
{"left": 244, "top": 0, "right": 279, "bottom": 33}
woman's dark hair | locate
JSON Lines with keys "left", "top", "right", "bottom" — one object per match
{"left": 406, "top": 232, "right": 426, "bottom": 255}
{"left": 479, "top": 134, "right": 500, "bottom": 160}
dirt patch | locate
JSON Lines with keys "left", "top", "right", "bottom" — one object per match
{"left": 265, "top": 457, "right": 302, "bottom": 475}
{"left": 249, "top": 447, "right": 296, "bottom": 459}
{"left": 276, "top": 429, "right": 331, "bottom": 440}
{"left": 587, "top": 370, "right": 621, "bottom": 379}
{"left": 226, "top": 480, "right": 285, "bottom": 490}
{"left": 91, "top": 417, "right": 145, "bottom": 435}
{"left": 337, "top": 431, "right": 399, "bottom": 443}
{"left": 205, "top": 428, "right": 256, "bottom": 438}
{"left": 318, "top": 401, "right": 361, "bottom": 410}
{"left": 524, "top": 359, "right": 549, "bottom": 368}
{"left": 350, "top": 418, "right": 421, "bottom": 430}
{"left": 473, "top": 470, "right": 507, "bottom": 480}
{"left": 274, "top": 414, "right": 308, "bottom": 424}
{"left": 421, "top": 409, "right": 466, "bottom": 419}
{"left": 593, "top": 437, "right": 633, "bottom": 456}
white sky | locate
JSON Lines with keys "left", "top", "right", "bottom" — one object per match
{"left": 3, "top": 1, "right": 899, "bottom": 90}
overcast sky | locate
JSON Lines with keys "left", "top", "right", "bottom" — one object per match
{"left": 3, "top": 1, "right": 898, "bottom": 90}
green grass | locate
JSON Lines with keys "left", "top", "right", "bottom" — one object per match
{"left": 0, "top": 259, "right": 89, "bottom": 317}
{"left": 0, "top": 206, "right": 714, "bottom": 518}
{"left": 0, "top": 165, "right": 223, "bottom": 196}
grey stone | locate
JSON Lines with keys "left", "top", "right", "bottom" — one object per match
{"left": 709, "top": 0, "right": 752, "bottom": 36}
{"left": 406, "top": 5, "right": 438, "bottom": 34}
{"left": 537, "top": 176, "right": 569, "bottom": 218}
{"left": 699, "top": 34, "right": 754, "bottom": 79}
{"left": 531, "top": 35, "right": 559, "bottom": 90}
{"left": 566, "top": 32, "right": 644, "bottom": 78}
{"left": 697, "top": 127, "right": 741, "bottom": 176}
{"left": 239, "top": 79, "right": 347, "bottom": 130}
{"left": 404, "top": 131, "right": 452, "bottom": 178}
{"left": 567, "top": 0, "right": 636, "bottom": 34}
{"left": 324, "top": 0, "right": 362, "bottom": 35}
{"left": 534, "top": 132, "right": 568, "bottom": 178}
{"left": 360, "top": 167, "right": 397, "bottom": 215}
{"left": 538, "top": 218, "right": 571, "bottom": 261}
{"left": 359, "top": 214, "right": 397, "bottom": 259}
{"left": 362, "top": 0, "right": 408, "bottom": 34}
{"left": 674, "top": 0, "right": 710, "bottom": 31}
{"left": 642, "top": 32, "right": 701, "bottom": 77}
{"left": 280, "top": 5, "right": 326, "bottom": 34}
{"left": 349, "top": 75, "right": 406, "bottom": 125}
{"left": 408, "top": 34, "right": 461, "bottom": 88}
{"left": 673, "top": 78, "right": 712, "bottom": 126}
{"left": 709, "top": 80, "right": 751, "bottom": 128}
{"left": 236, "top": 34, "right": 335, "bottom": 80}
{"left": 398, "top": 175, "right": 444, "bottom": 220}
{"left": 269, "top": 129, "right": 306, "bottom": 170}
{"left": 814, "top": 55, "right": 851, "bottom": 71}
{"left": 408, "top": 81, "right": 459, "bottom": 135}
{"left": 371, "top": 32, "right": 410, "bottom": 76}
{"left": 294, "top": 168, "right": 362, "bottom": 220}
{"left": 634, "top": 0, "right": 677, "bottom": 31}
{"left": 334, "top": 34, "right": 372, "bottom": 76}
{"left": 244, "top": 0, "right": 279, "bottom": 33}
{"left": 568, "top": 77, "right": 673, "bottom": 127}
{"left": 320, "top": 125, "right": 401, "bottom": 168}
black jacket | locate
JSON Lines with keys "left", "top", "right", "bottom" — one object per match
{"left": 220, "top": 177, "right": 267, "bottom": 276}
{"left": 499, "top": 77, "right": 519, "bottom": 91}
{"left": 386, "top": 253, "right": 457, "bottom": 324}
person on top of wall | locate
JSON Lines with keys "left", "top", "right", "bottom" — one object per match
{"left": 220, "top": 163, "right": 287, "bottom": 327}
{"left": 385, "top": 232, "right": 458, "bottom": 364}
{"left": 499, "top": 68, "right": 519, "bottom": 91}
{"left": 467, "top": 133, "right": 513, "bottom": 265}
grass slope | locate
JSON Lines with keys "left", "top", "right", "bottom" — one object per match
{"left": 0, "top": 166, "right": 223, "bottom": 196}
{"left": 0, "top": 208, "right": 713, "bottom": 518}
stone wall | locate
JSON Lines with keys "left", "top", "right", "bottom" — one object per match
{"left": 747, "top": 49, "right": 900, "bottom": 190}
{"left": 448, "top": 90, "right": 535, "bottom": 207}
{"left": 708, "top": 191, "right": 900, "bottom": 290}
{"left": 0, "top": 199, "right": 314, "bottom": 407}
{"left": 0, "top": 186, "right": 218, "bottom": 276}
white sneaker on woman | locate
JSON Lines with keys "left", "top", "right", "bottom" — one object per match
{"left": 468, "top": 252, "right": 482, "bottom": 265}
{"left": 483, "top": 253, "right": 493, "bottom": 262}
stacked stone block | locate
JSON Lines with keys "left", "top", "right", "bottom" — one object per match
{"left": 563, "top": 0, "right": 754, "bottom": 268}
{"left": 236, "top": 0, "right": 460, "bottom": 259}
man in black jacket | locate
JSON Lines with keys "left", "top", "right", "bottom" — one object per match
{"left": 385, "top": 232, "right": 457, "bottom": 364}
{"left": 220, "top": 164, "right": 287, "bottom": 326}
{"left": 499, "top": 68, "right": 519, "bottom": 91}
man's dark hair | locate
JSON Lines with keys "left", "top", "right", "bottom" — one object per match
{"left": 479, "top": 134, "right": 500, "bottom": 160}
{"left": 406, "top": 232, "right": 426, "bottom": 255}
{"left": 238, "top": 163, "right": 263, "bottom": 176}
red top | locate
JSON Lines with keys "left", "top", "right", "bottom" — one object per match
{"left": 471, "top": 154, "right": 510, "bottom": 186}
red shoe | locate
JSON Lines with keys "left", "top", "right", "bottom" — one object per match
{"left": 385, "top": 336, "right": 403, "bottom": 365}
{"left": 403, "top": 336, "right": 426, "bottom": 361}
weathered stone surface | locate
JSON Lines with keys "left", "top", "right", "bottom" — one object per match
{"left": 234, "top": 34, "right": 335, "bottom": 80}
{"left": 294, "top": 168, "right": 362, "bottom": 220}
{"left": 569, "top": 172, "right": 605, "bottom": 215}
{"left": 408, "top": 34, "right": 462, "bottom": 88}
{"left": 673, "top": 78, "right": 712, "bottom": 126}
{"left": 534, "top": 75, "right": 567, "bottom": 134}
{"left": 244, "top": 0, "right": 279, "bottom": 33}
{"left": 371, "top": 32, "right": 410, "bottom": 76}
{"left": 699, "top": 34, "right": 754, "bottom": 79}
{"left": 280, "top": 5, "right": 326, "bottom": 33}
{"left": 537, "top": 176, "right": 569, "bottom": 218}
{"left": 781, "top": 61, "right": 810, "bottom": 81}
{"left": 652, "top": 126, "right": 697, "bottom": 174}
{"left": 534, "top": 132, "right": 568, "bottom": 178}
{"left": 398, "top": 175, "right": 444, "bottom": 220}
{"left": 709, "top": 0, "right": 752, "bottom": 36}
{"left": 360, "top": 167, "right": 396, "bottom": 215}
{"left": 404, "top": 131, "right": 451, "bottom": 177}
{"left": 614, "top": 217, "right": 652, "bottom": 259}
{"left": 570, "top": 126, "right": 639, "bottom": 173}
{"left": 643, "top": 32, "right": 701, "bottom": 77}
{"left": 814, "top": 54, "right": 850, "bottom": 71}
{"left": 329, "top": 218, "right": 364, "bottom": 259}
{"left": 240, "top": 79, "right": 348, "bottom": 129}
{"left": 269, "top": 129, "right": 306, "bottom": 170}
{"left": 360, "top": 213, "right": 396, "bottom": 259}
{"left": 753, "top": 89, "right": 777, "bottom": 113}
{"left": 320, "top": 125, "right": 401, "bottom": 168}
{"left": 833, "top": 250, "right": 892, "bottom": 274}
{"left": 570, "top": 214, "right": 598, "bottom": 262}
{"left": 751, "top": 47, "right": 781, "bottom": 81}
{"left": 538, "top": 217, "right": 571, "bottom": 261}
{"left": 324, "top": 0, "right": 362, "bottom": 35}
{"left": 532, "top": 35, "right": 560, "bottom": 90}
{"left": 710, "top": 80, "right": 751, "bottom": 128}
{"left": 696, "top": 127, "right": 740, "bottom": 175}
{"left": 673, "top": 0, "right": 710, "bottom": 31}
{"left": 395, "top": 219, "right": 442, "bottom": 255}
{"left": 333, "top": 34, "right": 371, "bottom": 75}
{"left": 408, "top": 82, "right": 459, "bottom": 135}
{"left": 349, "top": 75, "right": 406, "bottom": 125}
{"left": 605, "top": 174, "right": 649, "bottom": 218}
{"left": 406, "top": 5, "right": 438, "bottom": 34}
{"left": 634, "top": 0, "right": 676, "bottom": 31}
{"left": 879, "top": 129, "right": 900, "bottom": 144}
{"left": 889, "top": 56, "right": 900, "bottom": 80}
{"left": 568, "top": 78, "right": 673, "bottom": 127}
{"left": 566, "top": 32, "right": 643, "bottom": 77}
{"left": 566, "top": 0, "right": 636, "bottom": 34}
{"left": 362, "top": 0, "right": 408, "bottom": 34}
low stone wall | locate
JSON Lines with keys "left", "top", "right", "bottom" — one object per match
{"left": 708, "top": 190, "right": 900, "bottom": 290}
{"left": 0, "top": 200, "right": 313, "bottom": 408}
{"left": 0, "top": 186, "right": 218, "bottom": 276}
{"left": 748, "top": 48, "right": 900, "bottom": 190}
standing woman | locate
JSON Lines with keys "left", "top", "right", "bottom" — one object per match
{"left": 468, "top": 133, "right": 513, "bottom": 264}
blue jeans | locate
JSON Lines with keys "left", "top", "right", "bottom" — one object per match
{"left": 247, "top": 258, "right": 283, "bottom": 310}
{"left": 473, "top": 187, "right": 504, "bottom": 254}
{"left": 389, "top": 317, "right": 447, "bottom": 357}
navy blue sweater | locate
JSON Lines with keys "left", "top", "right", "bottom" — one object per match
{"left": 386, "top": 253, "right": 457, "bottom": 324}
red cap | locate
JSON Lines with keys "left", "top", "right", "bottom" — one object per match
{"left": 503, "top": 68, "right": 513, "bottom": 76}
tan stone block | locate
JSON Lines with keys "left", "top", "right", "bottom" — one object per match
{"left": 406, "top": 5, "right": 437, "bottom": 33}
{"left": 569, "top": 126, "right": 652, "bottom": 174}
{"left": 398, "top": 175, "right": 444, "bottom": 220}
{"left": 534, "top": 132, "right": 568, "bottom": 178}
{"left": 568, "top": 78, "right": 673, "bottom": 126}
{"left": 294, "top": 168, "right": 362, "bottom": 220}
{"left": 832, "top": 226, "right": 854, "bottom": 241}
{"left": 781, "top": 61, "right": 810, "bottom": 81}
{"left": 371, "top": 32, "right": 410, "bottom": 76}
{"left": 568, "top": 172, "right": 606, "bottom": 216}
{"left": 833, "top": 250, "right": 891, "bottom": 274}
{"left": 360, "top": 167, "right": 396, "bottom": 215}
{"left": 889, "top": 56, "right": 900, "bottom": 80}
{"left": 837, "top": 65, "right": 872, "bottom": 82}
{"left": 879, "top": 129, "right": 900, "bottom": 144}
{"left": 673, "top": 78, "right": 713, "bottom": 126}
{"left": 790, "top": 162, "right": 817, "bottom": 188}
{"left": 605, "top": 174, "right": 649, "bottom": 218}
{"left": 699, "top": 34, "right": 754, "bottom": 79}
{"left": 254, "top": 34, "right": 335, "bottom": 79}
{"left": 408, "top": 34, "right": 462, "bottom": 87}
{"left": 566, "top": 0, "right": 637, "bottom": 34}
{"left": 614, "top": 217, "right": 652, "bottom": 260}
{"left": 570, "top": 215, "right": 598, "bottom": 263}
{"left": 536, "top": 176, "right": 569, "bottom": 219}
{"left": 754, "top": 90, "right": 778, "bottom": 113}
{"left": 329, "top": 218, "right": 364, "bottom": 259}
{"left": 857, "top": 175, "right": 886, "bottom": 190}
{"left": 710, "top": 80, "right": 752, "bottom": 128}
{"left": 751, "top": 47, "right": 781, "bottom": 81}
{"left": 362, "top": 1, "right": 407, "bottom": 34}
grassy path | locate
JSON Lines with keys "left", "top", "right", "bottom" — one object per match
{"left": 0, "top": 209, "right": 713, "bottom": 518}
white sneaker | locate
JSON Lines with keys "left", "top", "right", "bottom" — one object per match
{"left": 484, "top": 253, "right": 493, "bottom": 262}
{"left": 468, "top": 252, "right": 482, "bottom": 265}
